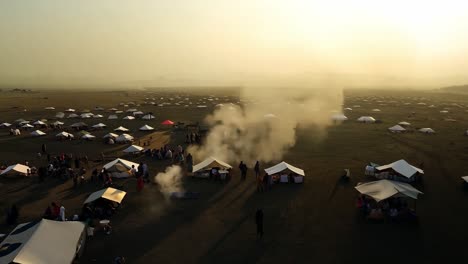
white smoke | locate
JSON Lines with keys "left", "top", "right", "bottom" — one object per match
{"left": 188, "top": 85, "right": 343, "bottom": 163}
{"left": 154, "top": 165, "right": 184, "bottom": 200}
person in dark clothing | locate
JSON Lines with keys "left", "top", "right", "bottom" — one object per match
{"left": 186, "top": 153, "right": 193, "bottom": 172}
{"left": 254, "top": 161, "right": 260, "bottom": 179}
{"left": 255, "top": 208, "right": 264, "bottom": 238}
{"left": 6, "top": 204, "right": 19, "bottom": 225}
{"left": 41, "top": 143, "right": 47, "bottom": 154}
{"left": 239, "top": 161, "right": 247, "bottom": 180}
{"left": 74, "top": 157, "right": 80, "bottom": 169}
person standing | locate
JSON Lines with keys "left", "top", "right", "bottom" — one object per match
{"left": 255, "top": 208, "right": 264, "bottom": 238}
{"left": 239, "top": 161, "right": 247, "bottom": 180}
{"left": 254, "top": 161, "right": 260, "bottom": 179}
{"left": 186, "top": 153, "right": 193, "bottom": 172}
{"left": 41, "top": 143, "right": 47, "bottom": 154}
{"left": 59, "top": 204, "right": 66, "bottom": 221}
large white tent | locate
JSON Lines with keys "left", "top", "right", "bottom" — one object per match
{"left": 375, "top": 159, "right": 424, "bottom": 179}
{"left": 192, "top": 157, "right": 232, "bottom": 173}
{"left": 388, "top": 125, "right": 406, "bottom": 132}
{"left": 355, "top": 180, "right": 423, "bottom": 202}
{"left": 123, "top": 145, "right": 144, "bottom": 153}
{"left": 357, "top": 116, "right": 376, "bottom": 123}
{"left": 139, "top": 124, "right": 154, "bottom": 131}
{"left": 1, "top": 164, "right": 31, "bottom": 176}
{"left": 264, "top": 161, "right": 305, "bottom": 176}
{"left": 103, "top": 158, "right": 139, "bottom": 178}
{"left": 31, "top": 130, "right": 46, "bottom": 136}
{"left": 0, "top": 219, "right": 85, "bottom": 264}
{"left": 84, "top": 187, "right": 127, "bottom": 204}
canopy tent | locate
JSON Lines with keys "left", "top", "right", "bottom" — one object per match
{"left": 388, "top": 125, "right": 406, "bottom": 132}
{"left": 355, "top": 180, "right": 423, "bottom": 202}
{"left": 103, "top": 133, "right": 118, "bottom": 139}
{"left": 55, "top": 112, "right": 65, "bottom": 119}
{"left": 56, "top": 131, "right": 74, "bottom": 139}
{"left": 357, "top": 116, "right": 376, "bottom": 123}
{"left": 44, "top": 106, "right": 55, "bottom": 110}
{"left": 161, "top": 120, "right": 174, "bottom": 125}
{"left": 0, "top": 219, "right": 85, "bottom": 264}
{"left": 115, "top": 133, "right": 134, "bottom": 143}
{"left": 419, "top": 128, "right": 435, "bottom": 134}
{"left": 139, "top": 124, "right": 154, "bottom": 131}
{"left": 103, "top": 158, "right": 139, "bottom": 178}
{"left": 82, "top": 134, "right": 96, "bottom": 140}
{"left": 84, "top": 187, "right": 126, "bottom": 204}
{"left": 52, "top": 121, "right": 64, "bottom": 126}
{"left": 67, "top": 113, "right": 79, "bottom": 118}
{"left": 0, "top": 122, "right": 12, "bottom": 128}
{"left": 192, "top": 157, "right": 232, "bottom": 173}
{"left": 375, "top": 159, "right": 424, "bottom": 179}
{"left": 462, "top": 176, "right": 468, "bottom": 183}
{"left": 93, "top": 114, "right": 104, "bottom": 118}
{"left": 22, "top": 124, "right": 34, "bottom": 128}
{"left": 398, "top": 121, "right": 411, "bottom": 126}
{"left": 31, "top": 130, "right": 46, "bottom": 136}
{"left": 265, "top": 161, "right": 305, "bottom": 176}
{"left": 123, "top": 116, "right": 135, "bottom": 120}
{"left": 33, "top": 120, "right": 46, "bottom": 125}
{"left": 64, "top": 108, "right": 76, "bottom": 112}
{"left": 123, "top": 145, "right": 144, "bottom": 153}
{"left": 114, "top": 126, "right": 129, "bottom": 132}
{"left": 92, "top": 123, "right": 107, "bottom": 129}
{"left": 70, "top": 122, "right": 87, "bottom": 128}
{"left": 1, "top": 164, "right": 31, "bottom": 176}
{"left": 331, "top": 114, "right": 348, "bottom": 121}
{"left": 142, "top": 114, "right": 155, "bottom": 120}
{"left": 108, "top": 115, "right": 118, "bottom": 120}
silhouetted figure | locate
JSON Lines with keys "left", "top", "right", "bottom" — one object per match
{"left": 239, "top": 161, "right": 247, "bottom": 180}
{"left": 6, "top": 204, "right": 19, "bottom": 225}
{"left": 255, "top": 209, "right": 264, "bottom": 238}
{"left": 254, "top": 161, "right": 260, "bottom": 179}
{"left": 41, "top": 143, "right": 47, "bottom": 154}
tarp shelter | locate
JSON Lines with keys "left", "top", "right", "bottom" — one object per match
{"left": 0, "top": 122, "right": 12, "bottom": 128}
{"left": 84, "top": 187, "right": 126, "bottom": 204}
{"left": 161, "top": 120, "right": 174, "bottom": 125}
{"left": 108, "top": 115, "right": 118, "bottom": 120}
{"left": 114, "top": 126, "right": 129, "bottom": 132}
{"left": 103, "top": 158, "right": 139, "bottom": 178}
{"left": 56, "top": 131, "right": 74, "bottom": 139}
{"left": 265, "top": 161, "right": 305, "bottom": 176}
{"left": 357, "top": 116, "right": 376, "bottom": 123}
{"left": 55, "top": 112, "right": 65, "bottom": 119}
{"left": 52, "top": 121, "right": 64, "bottom": 126}
{"left": 142, "top": 114, "right": 155, "bottom": 120}
{"left": 22, "top": 124, "right": 34, "bottom": 128}
{"left": 80, "top": 113, "right": 93, "bottom": 119}
{"left": 375, "top": 159, "right": 424, "bottom": 182}
{"left": 103, "top": 133, "right": 118, "bottom": 139}
{"left": 139, "top": 124, "right": 154, "bottom": 131}
{"left": 92, "top": 123, "right": 106, "bottom": 129}
{"left": 388, "top": 125, "right": 406, "bottom": 132}
{"left": 419, "top": 128, "right": 435, "bottom": 134}
{"left": 355, "top": 179, "right": 423, "bottom": 202}
{"left": 193, "top": 157, "right": 232, "bottom": 173}
{"left": 398, "top": 121, "right": 411, "bottom": 126}
{"left": 123, "top": 145, "right": 144, "bottom": 153}
{"left": 31, "top": 130, "right": 46, "bottom": 136}
{"left": 123, "top": 116, "right": 135, "bottom": 120}
{"left": 33, "top": 120, "right": 46, "bottom": 126}
{"left": 1, "top": 164, "right": 30, "bottom": 176}
{"left": 115, "top": 134, "right": 134, "bottom": 143}
{"left": 93, "top": 114, "right": 104, "bottom": 118}
{"left": 82, "top": 134, "right": 96, "bottom": 140}
{"left": 0, "top": 219, "right": 86, "bottom": 264}
{"left": 67, "top": 113, "right": 79, "bottom": 118}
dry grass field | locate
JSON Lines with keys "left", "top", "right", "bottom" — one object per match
{"left": 0, "top": 88, "right": 467, "bottom": 263}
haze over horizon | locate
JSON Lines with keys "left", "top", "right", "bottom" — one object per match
{"left": 1, "top": 0, "right": 468, "bottom": 89}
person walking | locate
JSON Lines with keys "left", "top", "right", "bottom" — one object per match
{"left": 41, "top": 143, "right": 47, "bottom": 154}
{"left": 255, "top": 208, "right": 264, "bottom": 238}
{"left": 239, "top": 161, "right": 248, "bottom": 180}
{"left": 254, "top": 161, "right": 260, "bottom": 179}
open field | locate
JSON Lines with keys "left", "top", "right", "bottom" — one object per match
{"left": 1, "top": 88, "right": 468, "bottom": 263}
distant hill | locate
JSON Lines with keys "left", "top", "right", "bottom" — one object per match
{"left": 439, "top": 85, "right": 468, "bottom": 93}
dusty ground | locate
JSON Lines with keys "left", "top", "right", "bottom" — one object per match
{"left": 0, "top": 88, "right": 468, "bottom": 263}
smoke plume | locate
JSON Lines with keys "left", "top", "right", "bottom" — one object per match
{"left": 154, "top": 165, "right": 184, "bottom": 200}
{"left": 188, "top": 85, "right": 343, "bottom": 164}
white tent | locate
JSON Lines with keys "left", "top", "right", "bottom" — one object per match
{"left": 67, "top": 113, "right": 79, "bottom": 118}
{"left": 82, "top": 134, "right": 96, "bottom": 140}
{"left": 123, "top": 116, "right": 135, "bottom": 120}
{"left": 84, "top": 187, "right": 127, "bottom": 204}
{"left": 331, "top": 114, "right": 348, "bottom": 121}
{"left": 0, "top": 122, "right": 12, "bottom": 127}
{"left": 55, "top": 112, "right": 65, "bottom": 119}
{"left": 22, "top": 124, "right": 34, "bottom": 128}
{"left": 103, "top": 158, "right": 139, "bottom": 178}
{"left": 1, "top": 164, "right": 31, "bottom": 176}
{"left": 56, "top": 131, "right": 74, "bottom": 139}
{"left": 44, "top": 106, "right": 55, "bottom": 110}
{"left": 70, "top": 122, "right": 87, "bottom": 128}
{"left": 80, "top": 113, "right": 93, "bottom": 119}
{"left": 388, "top": 125, "right": 406, "bottom": 132}
{"left": 0, "top": 219, "right": 85, "bottom": 264}
{"left": 114, "top": 126, "right": 129, "bottom": 132}
{"left": 462, "top": 176, "right": 468, "bottom": 183}
{"left": 139, "top": 124, "right": 154, "bottom": 131}
{"left": 372, "top": 109, "right": 381, "bottom": 112}
{"left": 133, "top": 111, "right": 144, "bottom": 116}
{"left": 64, "top": 108, "right": 76, "bottom": 112}
{"left": 103, "top": 132, "right": 118, "bottom": 139}
{"left": 142, "top": 114, "right": 155, "bottom": 120}
{"left": 33, "top": 120, "right": 46, "bottom": 126}
{"left": 419, "top": 128, "right": 435, "bottom": 134}
{"left": 398, "top": 121, "right": 411, "bottom": 126}
{"left": 193, "top": 157, "right": 232, "bottom": 173}
{"left": 31, "top": 130, "right": 46, "bottom": 136}
{"left": 126, "top": 108, "right": 137, "bottom": 112}
{"left": 92, "top": 123, "right": 107, "bottom": 129}
{"left": 357, "top": 116, "right": 376, "bottom": 123}
{"left": 375, "top": 159, "right": 424, "bottom": 179}
{"left": 108, "top": 115, "right": 118, "bottom": 120}
{"left": 123, "top": 145, "right": 144, "bottom": 153}
{"left": 265, "top": 161, "right": 305, "bottom": 176}
{"left": 93, "top": 114, "right": 104, "bottom": 118}
{"left": 355, "top": 180, "right": 423, "bottom": 202}
{"left": 115, "top": 133, "right": 134, "bottom": 143}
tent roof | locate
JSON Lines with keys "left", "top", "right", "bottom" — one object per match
{"left": 419, "top": 128, "right": 435, "bottom": 133}
{"left": 123, "top": 116, "right": 135, "bottom": 120}
{"left": 398, "top": 121, "right": 411, "bottom": 126}
{"left": 375, "top": 159, "right": 423, "bottom": 178}
{"left": 103, "top": 133, "right": 118, "bottom": 138}
{"left": 193, "top": 157, "right": 232, "bottom": 173}
{"left": 114, "top": 126, "right": 129, "bottom": 132}
{"left": 1, "top": 164, "right": 30, "bottom": 176}
{"left": 161, "top": 119, "right": 174, "bottom": 125}
{"left": 357, "top": 116, "right": 376, "bottom": 122}
{"left": 123, "top": 145, "right": 144, "bottom": 153}
{"left": 116, "top": 133, "right": 134, "bottom": 141}
{"left": 462, "top": 176, "right": 468, "bottom": 183}
{"left": 355, "top": 179, "right": 423, "bottom": 202}
{"left": 92, "top": 123, "right": 106, "bottom": 128}
{"left": 31, "top": 130, "right": 46, "bottom": 136}
{"left": 0, "top": 219, "right": 85, "bottom": 264}
{"left": 56, "top": 131, "right": 74, "bottom": 138}
{"left": 264, "top": 161, "right": 305, "bottom": 176}
{"left": 22, "top": 124, "right": 34, "bottom": 128}
{"left": 103, "top": 158, "right": 139, "bottom": 172}
{"left": 84, "top": 187, "right": 127, "bottom": 204}
{"left": 388, "top": 125, "right": 406, "bottom": 131}
{"left": 139, "top": 124, "right": 154, "bottom": 131}
{"left": 82, "top": 134, "right": 96, "bottom": 139}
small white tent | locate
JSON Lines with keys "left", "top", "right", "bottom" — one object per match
{"left": 103, "top": 158, "right": 139, "bottom": 178}
{"left": 357, "top": 116, "right": 376, "bottom": 123}
{"left": 123, "top": 116, "right": 135, "bottom": 120}
{"left": 65, "top": 108, "right": 76, "bottom": 112}
{"left": 33, "top": 120, "right": 46, "bottom": 126}
{"left": 114, "top": 126, "right": 129, "bottom": 132}
{"left": 355, "top": 180, "right": 423, "bottom": 202}
{"left": 31, "top": 130, "right": 46, "bottom": 136}
{"left": 419, "top": 128, "right": 435, "bottom": 134}
{"left": 388, "top": 125, "right": 406, "bottom": 132}
{"left": 44, "top": 106, "right": 55, "bottom": 110}
{"left": 331, "top": 114, "right": 348, "bottom": 121}
{"left": 193, "top": 157, "right": 232, "bottom": 173}
{"left": 142, "top": 114, "right": 155, "bottom": 120}
{"left": 1, "top": 164, "right": 31, "bottom": 176}
{"left": 92, "top": 123, "right": 106, "bottom": 129}
{"left": 84, "top": 187, "right": 127, "bottom": 204}
{"left": 103, "top": 133, "right": 118, "bottom": 139}
{"left": 0, "top": 219, "right": 86, "bottom": 264}
{"left": 139, "top": 124, "right": 154, "bottom": 131}
{"left": 55, "top": 112, "right": 65, "bottom": 119}
{"left": 108, "top": 115, "right": 118, "bottom": 120}
{"left": 264, "top": 161, "right": 305, "bottom": 183}
{"left": 462, "top": 176, "right": 468, "bottom": 183}
{"left": 115, "top": 133, "right": 134, "bottom": 143}
{"left": 0, "top": 122, "right": 12, "bottom": 128}
{"left": 82, "top": 134, "right": 96, "bottom": 140}
{"left": 56, "top": 131, "right": 74, "bottom": 139}
{"left": 123, "top": 145, "right": 144, "bottom": 153}
{"left": 398, "top": 121, "right": 411, "bottom": 126}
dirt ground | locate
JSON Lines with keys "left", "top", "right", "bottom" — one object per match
{"left": 0, "top": 88, "right": 468, "bottom": 264}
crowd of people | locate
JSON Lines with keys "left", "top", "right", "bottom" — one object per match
{"left": 356, "top": 195, "right": 418, "bottom": 223}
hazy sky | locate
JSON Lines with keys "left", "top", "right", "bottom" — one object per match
{"left": 1, "top": 0, "right": 468, "bottom": 88}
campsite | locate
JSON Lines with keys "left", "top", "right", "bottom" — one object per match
{"left": 0, "top": 88, "right": 467, "bottom": 263}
